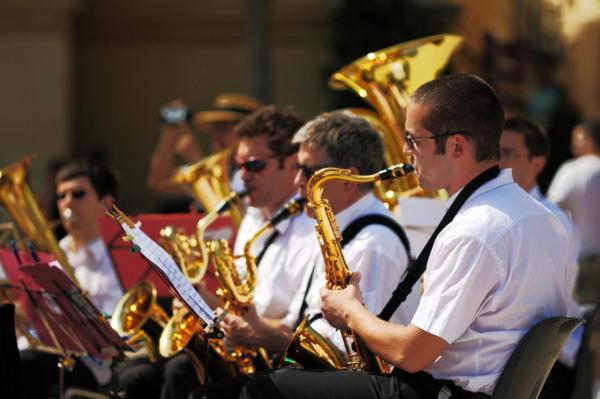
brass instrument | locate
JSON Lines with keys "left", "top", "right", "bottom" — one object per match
{"left": 160, "top": 190, "right": 248, "bottom": 284}
{"left": 206, "top": 197, "right": 306, "bottom": 374}
{"left": 284, "top": 164, "right": 414, "bottom": 372}
{"left": 329, "top": 34, "right": 463, "bottom": 206}
{"left": 0, "top": 157, "right": 79, "bottom": 285}
{"left": 172, "top": 147, "right": 245, "bottom": 227}
{"left": 110, "top": 281, "right": 169, "bottom": 362}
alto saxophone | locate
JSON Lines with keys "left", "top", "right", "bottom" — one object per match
{"left": 160, "top": 190, "right": 248, "bottom": 284}
{"left": 286, "top": 163, "right": 413, "bottom": 372}
{"left": 186, "top": 197, "right": 306, "bottom": 375}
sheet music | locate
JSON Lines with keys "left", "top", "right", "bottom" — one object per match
{"left": 120, "top": 222, "right": 214, "bottom": 324}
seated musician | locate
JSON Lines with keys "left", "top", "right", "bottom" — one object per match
{"left": 192, "top": 111, "right": 417, "bottom": 398}
{"left": 499, "top": 115, "right": 583, "bottom": 398}
{"left": 207, "top": 74, "right": 579, "bottom": 399}
{"left": 156, "top": 105, "right": 307, "bottom": 399}
{"left": 20, "top": 158, "right": 125, "bottom": 398}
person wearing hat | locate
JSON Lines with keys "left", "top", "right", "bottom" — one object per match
{"left": 146, "top": 93, "right": 261, "bottom": 203}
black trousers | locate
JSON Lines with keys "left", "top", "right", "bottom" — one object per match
{"left": 194, "top": 368, "right": 490, "bottom": 399}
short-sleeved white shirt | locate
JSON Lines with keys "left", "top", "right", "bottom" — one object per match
{"left": 304, "top": 193, "right": 419, "bottom": 354}
{"left": 411, "top": 169, "right": 573, "bottom": 394}
{"left": 547, "top": 155, "right": 600, "bottom": 257}
{"left": 233, "top": 204, "right": 321, "bottom": 320}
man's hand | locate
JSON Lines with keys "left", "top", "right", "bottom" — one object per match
{"left": 220, "top": 303, "right": 263, "bottom": 347}
{"left": 320, "top": 272, "right": 364, "bottom": 330}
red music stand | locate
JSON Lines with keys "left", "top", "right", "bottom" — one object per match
{"left": 98, "top": 213, "right": 236, "bottom": 295}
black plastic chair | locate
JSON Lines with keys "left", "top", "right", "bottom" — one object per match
{"left": 491, "top": 316, "right": 583, "bottom": 399}
{"left": 570, "top": 306, "right": 598, "bottom": 399}
{"left": 0, "top": 302, "right": 23, "bottom": 399}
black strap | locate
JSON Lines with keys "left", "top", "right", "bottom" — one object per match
{"left": 255, "top": 230, "right": 280, "bottom": 267}
{"left": 378, "top": 166, "right": 501, "bottom": 321}
{"left": 292, "top": 263, "right": 317, "bottom": 329}
{"left": 301, "top": 213, "right": 411, "bottom": 326}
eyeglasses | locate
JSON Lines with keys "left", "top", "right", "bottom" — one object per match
{"left": 234, "top": 156, "right": 279, "bottom": 173}
{"left": 403, "top": 131, "right": 468, "bottom": 148}
{"left": 296, "top": 163, "right": 332, "bottom": 180}
{"left": 56, "top": 189, "right": 87, "bottom": 201}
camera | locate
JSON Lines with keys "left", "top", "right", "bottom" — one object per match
{"left": 159, "top": 105, "right": 191, "bottom": 125}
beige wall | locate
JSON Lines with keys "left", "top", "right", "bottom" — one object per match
{"left": 0, "top": 1, "right": 76, "bottom": 195}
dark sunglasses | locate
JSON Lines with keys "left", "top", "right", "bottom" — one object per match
{"left": 56, "top": 189, "right": 87, "bottom": 201}
{"left": 234, "top": 156, "right": 281, "bottom": 173}
{"left": 296, "top": 163, "right": 332, "bottom": 180}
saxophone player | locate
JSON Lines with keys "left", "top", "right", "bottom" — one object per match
{"left": 222, "top": 74, "right": 580, "bottom": 399}
{"left": 158, "top": 105, "right": 307, "bottom": 399}
{"left": 196, "top": 111, "right": 417, "bottom": 398}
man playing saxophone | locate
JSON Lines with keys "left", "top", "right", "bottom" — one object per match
{"left": 158, "top": 105, "right": 307, "bottom": 399}
{"left": 231, "top": 74, "right": 580, "bottom": 399}
{"left": 195, "top": 111, "right": 417, "bottom": 398}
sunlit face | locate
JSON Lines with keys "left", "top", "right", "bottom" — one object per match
{"left": 499, "top": 130, "right": 543, "bottom": 191}
{"left": 403, "top": 102, "right": 453, "bottom": 192}
{"left": 570, "top": 125, "right": 587, "bottom": 157}
{"left": 293, "top": 143, "right": 348, "bottom": 215}
{"left": 56, "top": 177, "right": 106, "bottom": 234}
{"left": 235, "top": 135, "right": 297, "bottom": 211}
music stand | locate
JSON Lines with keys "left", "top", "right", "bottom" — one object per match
{"left": 98, "top": 213, "right": 236, "bottom": 295}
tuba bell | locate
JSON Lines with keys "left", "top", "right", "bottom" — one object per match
{"left": 110, "top": 280, "right": 169, "bottom": 362}
{"left": 329, "top": 34, "right": 463, "bottom": 206}
{"left": 0, "top": 156, "right": 79, "bottom": 285}
{"left": 171, "top": 147, "right": 245, "bottom": 227}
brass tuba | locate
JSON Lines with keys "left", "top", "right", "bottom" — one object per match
{"left": 160, "top": 190, "right": 248, "bottom": 284}
{"left": 0, "top": 157, "right": 79, "bottom": 285}
{"left": 110, "top": 280, "right": 169, "bottom": 362}
{"left": 329, "top": 34, "right": 463, "bottom": 206}
{"left": 172, "top": 147, "right": 245, "bottom": 227}
{"left": 283, "top": 164, "right": 414, "bottom": 372}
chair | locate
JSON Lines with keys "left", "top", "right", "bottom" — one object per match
{"left": 491, "top": 316, "right": 583, "bottom": 399}
{"left": 0, "top": 302, "right": 23, "bottom": 399}
{"left": 570, "top": 306, "right": 598, "bottom": 399}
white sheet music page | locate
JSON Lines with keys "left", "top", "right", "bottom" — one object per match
{"left": 120, "top": 221, "right": 214, "bottom": 324}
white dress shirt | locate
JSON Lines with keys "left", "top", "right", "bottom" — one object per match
{"left": 305, "top": 192, "right": 418, "bottom": 354}
{"left": 59, "top": 235, "right": 123, "bottom": 315}
{"left": 59, "top": 234, "right": 123, "bottom": 386}
{"left": 233, "top": 204, "right": 320, "bottom": 320}
{"left": 547, "top": 155, "right": 600, "bottom": 257}
{"left": 411, "top": 169, "right": 576, "bottom": 394}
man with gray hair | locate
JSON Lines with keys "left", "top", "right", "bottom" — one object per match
{"left": 194, "top": 111, "right": 416, "bottom": 398}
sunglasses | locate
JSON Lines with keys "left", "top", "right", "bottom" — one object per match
{"left": 56, "top": 189, "right": 87, "bottom": 201}
{"left": 296, "top": 163, "right": 332, "bottom": 180}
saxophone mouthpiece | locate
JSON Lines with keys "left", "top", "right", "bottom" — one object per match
{"left": 376, "top": 163, "right": 414, "bottom": 181}
{"left": 270, "top": 197, "right": 306, "bottom": 226}
{"left": 216, "top": 189, "right": 250, "bottom": 214}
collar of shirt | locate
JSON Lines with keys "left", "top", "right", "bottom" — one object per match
{"left": 333, "top": 192, "right": 379, "bottom": 232}
{"left": 443, "top": 168, "right": 514, "bottom": 211}
{"left": 59, "top": 235, "right": 107, "bottom": 268}
{"left": 529, "top": 184, "right": 543, "bottom": 201}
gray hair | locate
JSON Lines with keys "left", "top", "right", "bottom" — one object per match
{"left": 292, "top": 111, "right": 384, "bottom": 177}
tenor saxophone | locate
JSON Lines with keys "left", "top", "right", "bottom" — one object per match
{"left": 284, "top": 163, "right": 413, "bottom": 372}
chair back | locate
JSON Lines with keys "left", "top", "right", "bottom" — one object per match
{"left": 0, "top": 303, "right": 23, "bottom": 399}
{"left": 492, "top": 317, "right": 583, "bottom": 399}
{"left": 570, "top": 306, "right": 598, "bottom": 399}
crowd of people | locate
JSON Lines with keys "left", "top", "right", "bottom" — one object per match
{"left": 5, "top": 73, "right": 600, "bottom": 399}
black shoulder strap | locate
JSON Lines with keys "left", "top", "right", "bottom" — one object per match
{"left": 301, "top": 213, "right": 411, "bottom": 327}
{"left": 377, "top": 166, "right": 501, "bottom": 321}
{"left": 255, "top": 230, "right": 280, "bottom": 267}
{"left": 341, "top": 214, "right": 411, "bottom": 256}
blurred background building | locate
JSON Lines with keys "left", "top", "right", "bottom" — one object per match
{"left": 1, "top": 0, "right": 599, "bottom": 214}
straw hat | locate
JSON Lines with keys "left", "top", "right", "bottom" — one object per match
{"left": 193, "top": 93, "right": 262, "bottom": 125}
